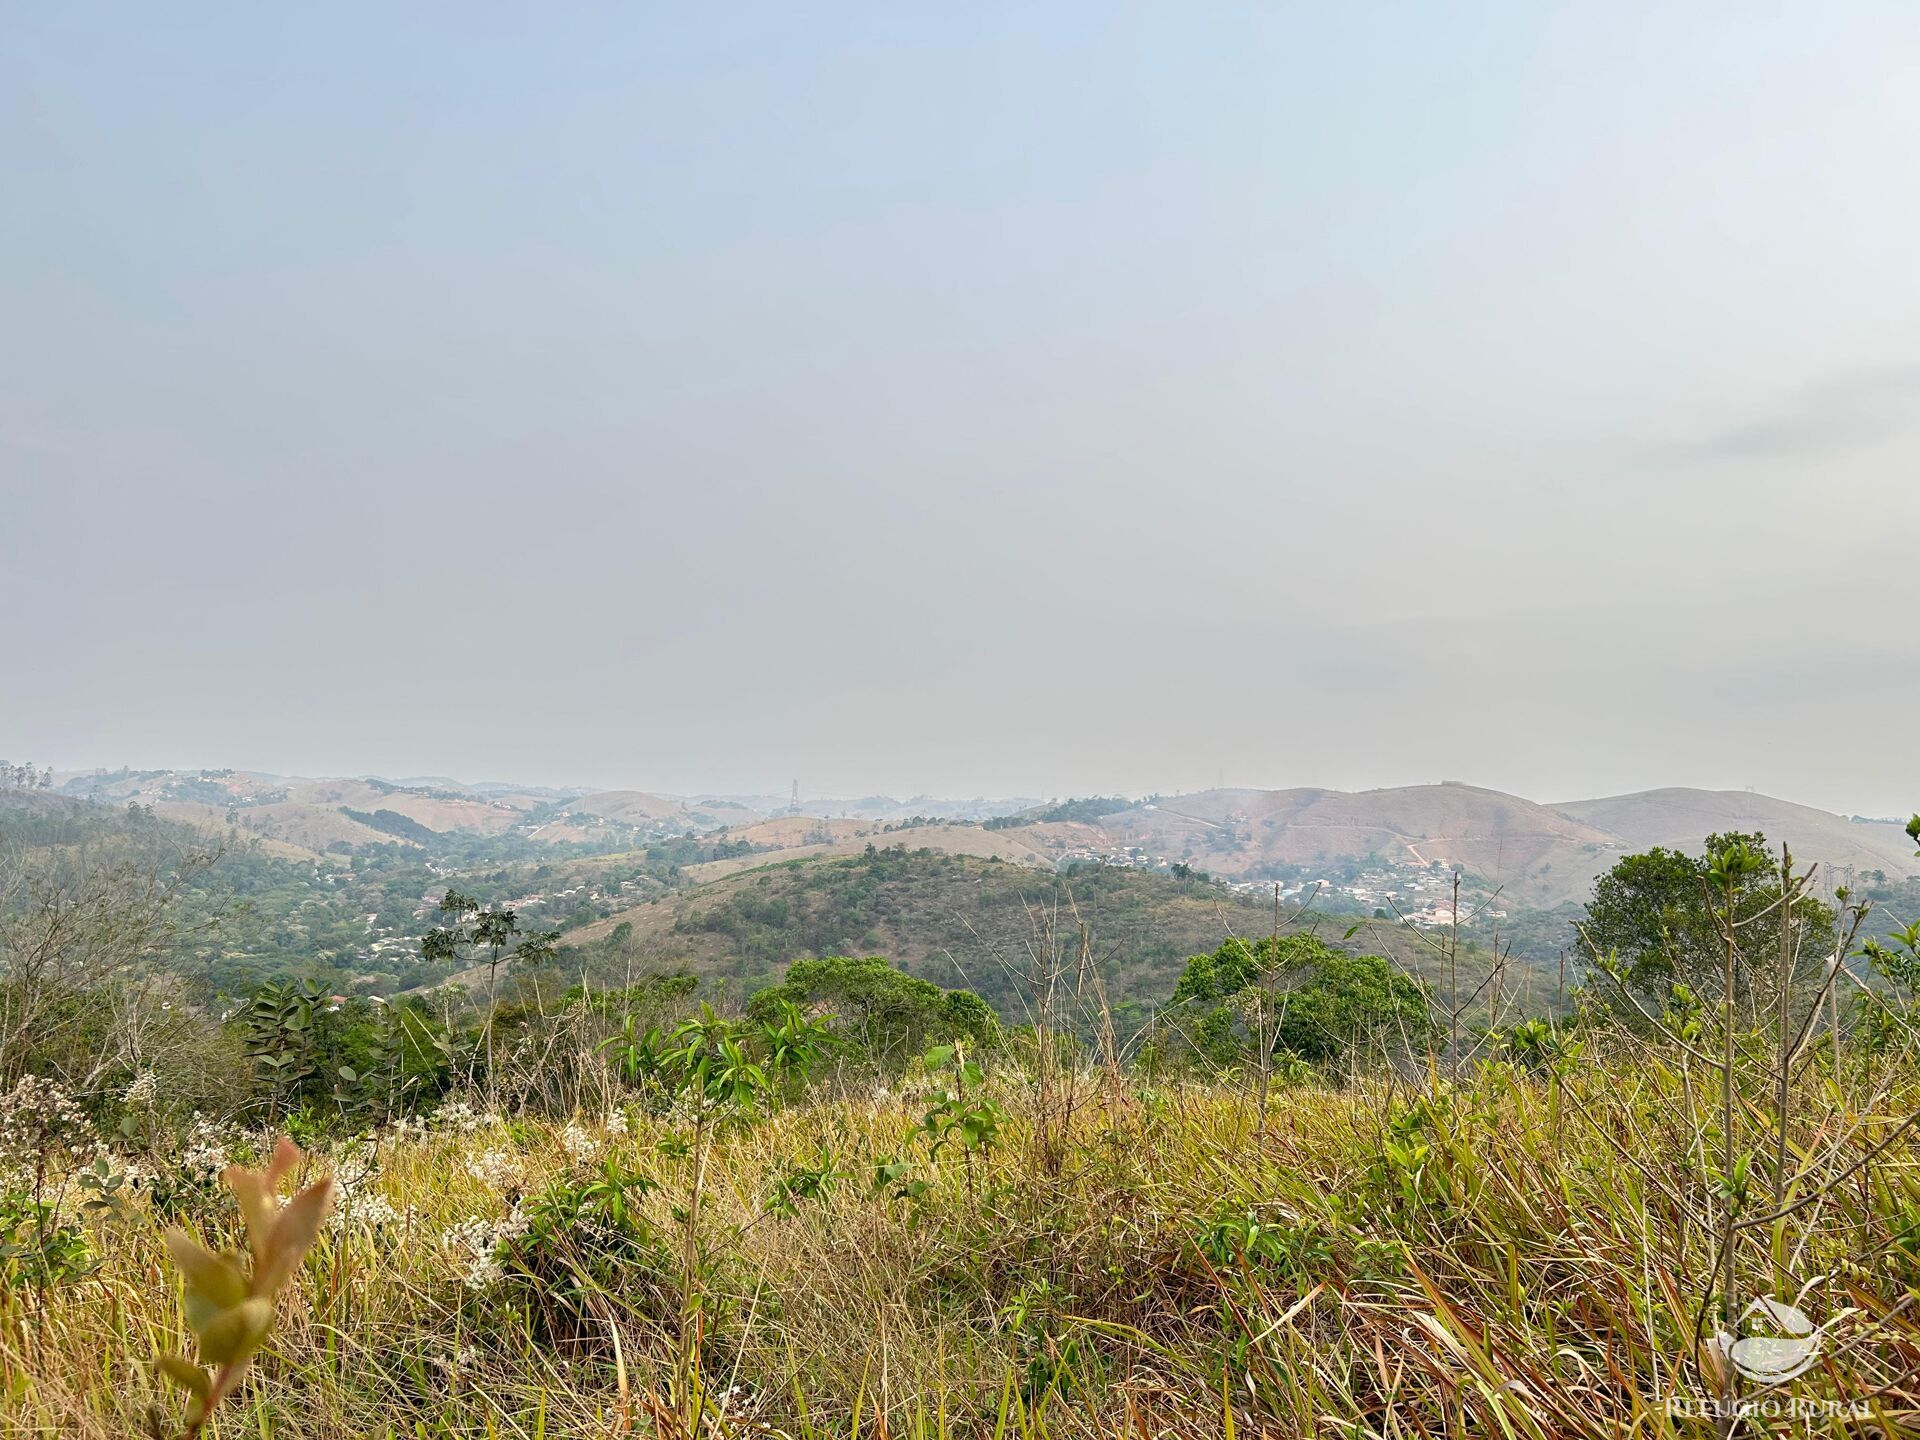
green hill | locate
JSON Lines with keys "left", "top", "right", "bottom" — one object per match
{"left": 558, "top": 846, "right": 1521, "bottom": 1024}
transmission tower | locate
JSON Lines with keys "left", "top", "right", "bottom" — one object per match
{"left": 789, "top": 778, "right": 801, "bottom": 816}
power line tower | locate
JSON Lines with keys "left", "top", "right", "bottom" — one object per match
{"left": 789, "top": 778, "right": 801, "bottom": 816}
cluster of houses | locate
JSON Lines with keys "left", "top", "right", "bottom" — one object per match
{"left": 1053, "top": 845, "right": 1505, "bottom": 929}
{"left": 1330, "top": 860, "right": 1507, "bottom": 926}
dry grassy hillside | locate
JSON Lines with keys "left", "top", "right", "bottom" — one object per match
{"left": 24, "top": 1055, "right": 1914, "bottom": 1438}
{"left": 142, "top": 798, "right": 383, "bottom": 856}
{"left": 1554, "top": 787, "right": 1920, "bottom": 885}
{"left": 1024, "top": 785, "right": 1619, "bottom": 906}
{"left": 291, "top": 779, "right": 524, "bottom": 835}
{"left": 55, "top": 772, "right": 779, "bottom": 854}
{"left": 702, "top": 819, "right": 1053, "bottom": 871}
{"left": 562, "top": 790, "right": 687, "bottom": 823}
{"left": 564, "top": 790, "right": 763, "bottom": 830}
{"left": 74, "top": 771, "right": 538, "bottom": 851}
{"left": 565, "top": 852, "right": 1246, "bottom": 1007}
{"left": 1012, "top": 783, "right": 1920, "bottom": 909}
{"left": 724, "top": 816, "right": 872, "bottom": 847}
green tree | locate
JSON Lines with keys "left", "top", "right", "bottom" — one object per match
{"left": 419, "top": 889, "right": 480, "bottom": 971}
{"left": 512, "top": 927, "right": 560, "bottom": 968}
{"left": 467, "top": 906, "right": 520, "bottom": 1089}
{"left": 1576, "top": 831, "right": 1836, "bottom": 1015}
{"left": 746, "top": 955, "right": 997, "bottom": 1068}
{"left": 1163, "top": 934, "right": 1430, "bottom": 1072}
{"left": 416, "top": 894, "right": 559, "bottom": 1092}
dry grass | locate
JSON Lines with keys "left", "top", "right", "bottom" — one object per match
{"left": 4, "top": 1053, "right": 1919, "bottom": 1438}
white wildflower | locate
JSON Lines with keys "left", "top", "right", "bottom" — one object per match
{"left": 0, "top": 1075, "right": 90, "bottom": 1164}
{"left": 461, "top": 1248, "right": 504, "bottom": 1290}
{"left": 430, "top": 1344, "right": 482, "bottom": 1374}
{"left": 179, "top": 1114, "right": 232, "bottom": 1184}
{"left": 499, "top": 1201, "right": 529, "bottom": 1245}
{"left": 432, "top": 1099, "right": 497, "bottom": 1134}
{"left": 330, "top": 1191, "right": 405, "bottom": 1233}
{"left": 559, "top": 1121, "right": 597, "bottom": 1163}
{"left": 466, "top": 1147, "right": 520, "bottom": 1189}
{"left": 441, "top": 1216, "right": 503, "bottom": 1290}
{"left": 440, "top": 1203, "right": 528, "bottom": 1292}
{"left": 122, "top": 1070, "right": 160, "bottom": 1109}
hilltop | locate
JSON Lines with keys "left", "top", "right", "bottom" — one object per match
{"left": 548, "top": 847, "right": 1517, "bottom": 1022}
{"left": 1554, "top": 787, "right": 1917, "bottom": 886}
{"left": 48, "top": 769, "right": 782, "bottom": 859}
{"left": 40, "top": 768, "right": 1043, "bottom": 861}
{"left": 22, "top": 766, "right": 1918, "bottom": 968}
{"left": 1013, "top": 784, "right": 1617, "bottom": 907}
{"left": 996, "top": 783, "right": 1920, "bottom": 909}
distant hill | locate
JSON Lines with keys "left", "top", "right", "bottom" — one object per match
{"left": 0, "top": 786, "right": 92, "bottom": 822}
{"left": 36, "top": 764, "right": 1917, "bottom": 916}
{"left": 58, "top": 772, "right": 529, "bottom": 856}
{"left": 1553, "top": 788, "right": 1918, "bottom": 888}
{"left": 563, "top": 790, "right": 761, "bottom": 830}
{"left": 562, "top": 790, "right": 694, "bottom": 824}
{"left": 46, "top": 770, "right": 776, "bottom": 856}
{"left": 1015, "top": 784, "right": 1619, "bottom": 906}
{"left": 1010, "top": 783, "right": 1920, "bottom": 908}
{"left": 550, "top": 848, "right": 1511, "bottom": 1022}
{"left": 41, "top": 761, "right": 1901, "bottom": 1016}
{"left": 692, "top": 794, "right": 1042, "bottom": 824}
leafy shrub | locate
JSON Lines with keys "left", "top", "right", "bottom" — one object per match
{"left": 500, "top": 1157, "right": 673, "bottom": 1344}
{"left": 151, "top": 1138, "right": 332, "bottom": 1438}
{"left": 0, "top": 1188, "right": 92, "bottom": 1290}
{"left": 1192, "top": 1208, "right": 1333, "bottom": 1280}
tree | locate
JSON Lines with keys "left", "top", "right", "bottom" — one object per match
{"left": 1577, "top": 831, "right": 1836, "bottom": 1016}
{"left": 514, "top": 928, "right": 561, "bottom": 969}
{"left": 1162, "top": 934, "right": 1430, "bottom": 1073}
{"left": 420, "top": 890, "right": 479, "bottom": 972}
{"left": 415, "top": 894, "right": 556, "bottom": 1093}
{"left": 467, "top": 906, "right": 520, "bottom": 1090}
{"left": 1, "top": 823, "right": 223, "bottom": 1094}
{"left": 746, "top": 955, "right": 997, "bottom": 1068}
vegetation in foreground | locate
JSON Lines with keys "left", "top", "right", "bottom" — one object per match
{"left": 3, "top": 1052, "right": 1918, "bottom": 1438}
{"left": 4, "top": 819, "right": 1920, "bottom": 1436}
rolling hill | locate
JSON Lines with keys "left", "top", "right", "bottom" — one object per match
{"left": 36, "top": 765, "right": 1916, "bottom": 922}
{"left": 1031, "top": 785, "right": 1620, "bottom": 905}
{"left": 559, "top": 790, "right": 762, "bottom": 831}
{"left": 29, "top": 763, "right": 1901, "bottom": 1019}
{"left": 48, "top": 771, "right": 780, "bottom": 856}
{"left": 58, "top": 771, "right": 533, "bottom": 856}
{"left": 1554, "top": 788, "right": 1917, "bottom": 888}
{"left": 547, "top": 847, "right": 1510, "bottom": 1022}
{"left": 1006, "top": 783, "right": 1920, "bottom": 908}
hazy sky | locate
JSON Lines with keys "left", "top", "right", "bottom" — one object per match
{"left": 6, "top": 5, "right": 1920, "bottom": 813}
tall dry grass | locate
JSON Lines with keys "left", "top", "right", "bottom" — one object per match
{"left": 4, "top": 1049, "right": 1918, "bottom": 1438}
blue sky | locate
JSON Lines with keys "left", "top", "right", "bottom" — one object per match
{"left": 5, "top": 4, "right": 1920, "bottom": 811}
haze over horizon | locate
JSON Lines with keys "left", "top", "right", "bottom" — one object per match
{"left": 8, "top": 5, "right": 1920, "bottom": 815}
{"left": 29, "top": 752, "right": 1914, "bottom": 827}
